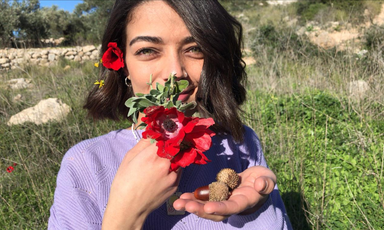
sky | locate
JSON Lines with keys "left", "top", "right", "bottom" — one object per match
{"left": 39, "top": 0, "right": 83, "bottom": 13}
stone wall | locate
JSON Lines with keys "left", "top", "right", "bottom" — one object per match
{"left": 0, "top": 45, "right": 101, "bottom": 71}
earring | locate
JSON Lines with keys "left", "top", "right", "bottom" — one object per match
{"left": 125, "top": 76, "right": 132, "bottom": 87}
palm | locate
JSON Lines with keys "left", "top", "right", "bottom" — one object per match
{"left": 173, "top": 166, "right": 276, "bottom": 221}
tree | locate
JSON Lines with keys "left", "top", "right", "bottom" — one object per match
{"left": 73, "top": 0, "right": 115, "bottom": 44}
{"left": 0, "top": 0, "right": 18, "bottom": 47}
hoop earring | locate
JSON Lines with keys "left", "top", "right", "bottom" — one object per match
{"left": 125, "top": 77, "right": 131, "bottom": 87}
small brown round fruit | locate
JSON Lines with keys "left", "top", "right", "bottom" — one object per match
{"left": 209, "top": 181, "right": 229, "bottom": 202}
{"left": 216, "top": 168, "right": 240, "bottom": 190}
{"left": 194, "top": 185, "right": 210, "bottom": 201}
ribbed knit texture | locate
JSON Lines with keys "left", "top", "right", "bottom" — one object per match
{"left": 48, "top": 126, "right": 292, "bottom": 229}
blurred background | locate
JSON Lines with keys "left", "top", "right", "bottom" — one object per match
{"left": 1, "top": 0, "right": 384, "bottom": 229}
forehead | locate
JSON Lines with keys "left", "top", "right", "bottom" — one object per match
{"left": 127, "top": 1, "right": 191, "bottom": 40}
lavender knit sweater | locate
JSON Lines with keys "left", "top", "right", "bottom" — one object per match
{"left": 48, "top": 126, "right": 292, "bottom": 229}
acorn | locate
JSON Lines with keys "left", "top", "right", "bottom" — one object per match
{"left": 194, "top": 185, "right": 210, "bottom": 201}
{"left": 194, "top": 182, "right": 231, "bottom": 202}
{"left": 216, "top": 168, "right": 240, "bottom": 190}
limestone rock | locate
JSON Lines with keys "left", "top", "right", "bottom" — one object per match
{"left": 243, "top": 56, "right": 256, "bottom": 66}
{"left": 13, "top": 94, "right": 22, "bottom": 101}
{"left": 83, "top": 45, "right": 96, "bottom": 53}
{"left": 309, "top": 32, "right": 337, "bottom": 49}
{"left": 349, "top": 80, "right": 369, "bottom": 99}
{"left": 0, "top": 58, "right": 9, "bottom": 64}
{"left": 7, "top": 98, "right": 71, "bottom": 126}
{"left": 7, "top": 78, "right": 33, "bottom": 89}
{"left": 74, "top": 55, "right": 82, "bottom": 62}
{"left": 48, "top": 53, "right": 56, "bottom": 62}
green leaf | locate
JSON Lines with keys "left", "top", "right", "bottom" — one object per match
{"left": 178, "top": 101, "right": 196, "bottom": 112}
{"left": 176, "top": 80, "right": 189, "bottom": 92}
{"left": 150, "top": 89, "right": 160, "bottom": 96}
{"left": 156, "top": 83, "right": 164, "bottom": 92}
{"left": 125, "top": 98, "right": 135, "bottom": 107}
{"left": 135, "top": 93, "right": 144, "bottom": 97}
{"left": 164, "top": 100, "right": 175, "bottom": 109}
{"left": 127, "top": 107, "right": 137, "bottom": 118}
{"left": 137, "top": 98, "right": 157, "bottom": 108}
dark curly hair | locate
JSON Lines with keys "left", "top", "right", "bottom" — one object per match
{"left": 84, "top": 0, "right": 247, "bottom": 142}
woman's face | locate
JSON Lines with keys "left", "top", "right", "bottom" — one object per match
{"left": 125, "top": 1, "right": 204, "bottom": 103}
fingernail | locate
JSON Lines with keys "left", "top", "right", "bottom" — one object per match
{"left": 262, "top": 179, "right": 268, "bottom": 193}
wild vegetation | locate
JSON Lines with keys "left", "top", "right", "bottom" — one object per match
{"left": 1, "top": 0, "right": 384, "bottom": 229}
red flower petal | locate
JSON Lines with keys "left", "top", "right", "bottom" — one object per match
{"left": 6, "top": 166, "right": 14, "bottom": 173}
{"left": 102, "top": 42, "right": 125, "bottom": 71}
{"left": 141, "top": 105, "right": 215, "bottom": 172}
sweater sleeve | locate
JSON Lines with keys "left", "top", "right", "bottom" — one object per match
{"left": 226, "top": 126, "right": 293, "bottom": 230}
{"left": 48, "top": 141, "right": 102, "bottom": 229}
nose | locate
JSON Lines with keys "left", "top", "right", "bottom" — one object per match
{"left": 167, "top": 52, "right": 186, "bottom": 80}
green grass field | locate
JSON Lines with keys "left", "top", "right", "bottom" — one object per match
{"left": 1, "top": 2, "right": 384, "bottom": 229}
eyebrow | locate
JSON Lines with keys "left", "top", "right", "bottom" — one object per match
{"left": 129, "top": 36, "right": 195, "bottom": 46}
{"left": 129, "top": 36, "right": 163, "bottom": 46}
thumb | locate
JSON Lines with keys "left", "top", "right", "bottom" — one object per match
{"left": 254, "top": 176, "right": 276, "bottom": 195}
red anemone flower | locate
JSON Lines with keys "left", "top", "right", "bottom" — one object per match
{"left": 102, "top": 42, "right": 125, "bottom": 71}
{"left": 142, "top": 106, "right": 215, "bottom": 171}
{"left": 6, "top": 166, "right": 14, "bottom": 173}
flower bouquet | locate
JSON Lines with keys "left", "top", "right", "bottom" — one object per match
{"left": 125, "top": 75, "right": 215, "bottom": 172}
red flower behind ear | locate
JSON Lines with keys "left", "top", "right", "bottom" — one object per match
{"left": 102, "top": 42, "right": 125, "bottom": 71}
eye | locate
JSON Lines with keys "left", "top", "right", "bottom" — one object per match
{"left": 135, "top": 48, "right": 156, "bottom": 56}
{"left": 188, "top": 46, "right": 202, "bottom": 53}
{"left": 186, "top": 46, "right": 204, "bottom": 59}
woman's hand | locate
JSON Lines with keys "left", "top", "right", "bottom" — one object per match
{"left": 102, "top": 139, "right": 182, "bottom": 230}
{"left": 172, "top": 166, "right": 276, "bottom": 222}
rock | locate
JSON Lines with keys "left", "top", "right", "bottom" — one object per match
{"left": 41, "top": 50, "right": 49, "bottom": 55}
{"left": 74, "top": 56, "right": 82, "bottom": 62}
{"left": 243, "top": 56, "right": 256, "bottom": 66}
{"left": 63, "top": 65, "right": 71, "bottom": 70}
{"left": 48, "top": 53, "right": 56, "bottom": 62}
{"left": 349, "top": 80, "right": 369, "bottom": 99}
{"left": 7, "top": 98, "right": 71, "bottom": 126}
{"left": 40, "top": 59, "right": 48, "bottom": 65}
{"left": 65, "top": 51, "right": 77, "bottom": 56}
{"left": 32, "top": 53, "right": 42, "bottom": 59}
{"left": 83, "top": 45, "right": 96, "bottom": 53}
{"left": 309, "top": 32, "right": 337, "bottom": 49}
{"left": 0, "top": 58, "right": 9, "bottom": 64}
{"left": 1, "top": 63, "right": 10, "bottom": 68}
{"left": 12, "top": 58, "right": 24, "bottom": 65}
{"left": 13, "top": 94, "right": 22, "bottom": 101}
{"left": 92, "top": 50, "right": 99, "bottom": 56}
{"left": 83, "top": 56, "right": 91, "bottom": 60}
{"left": 6, "top": 78, "right": 33, "bottom": 89}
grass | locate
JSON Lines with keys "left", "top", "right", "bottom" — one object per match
{"left": 2, "top": 2, "right": 384, "bottom": 229}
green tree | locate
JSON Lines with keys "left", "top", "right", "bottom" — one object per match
{"left": 73, "top": 0, "right": 115, "bottom": 44}
{"left": 0, "top": 0, "right": 18, "bottom": 47}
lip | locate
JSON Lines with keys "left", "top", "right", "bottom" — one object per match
{"left": 177, "top": 85, "right": 196, "bottom": 102}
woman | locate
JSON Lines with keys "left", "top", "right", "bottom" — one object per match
{"left": 49, "top": 0, "right": 292, "bottom": 229}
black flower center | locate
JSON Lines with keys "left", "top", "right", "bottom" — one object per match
{"left": 163, "top": 119, "right": 178, "bottom": 132}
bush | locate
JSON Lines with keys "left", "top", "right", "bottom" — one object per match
{"left": 244, "top": 90, "right": 384, "bottom": 229}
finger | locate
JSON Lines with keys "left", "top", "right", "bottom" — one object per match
{"left": 122, "top": 138, "right": 153, "bottom": 163}
{"left": 185, "top": 201, "right": 230, "bottom": 221}
{"left": 203, "top": 196, "right": 247, "bottom": 215}
{"left": 254, "top": 176, "right": 276, "bottom": 195}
